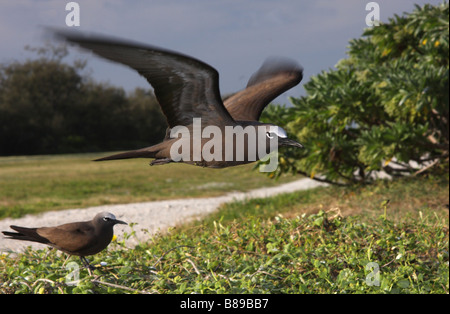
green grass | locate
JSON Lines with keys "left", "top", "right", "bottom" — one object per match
{"left": 0, "top": 153, "right": 296, "bottom": 219}
{"left": 1, "top": 175, "right": 448, "bottom": 294}
{"left": 200, "top": 174, "right": 449, "bottom": 225}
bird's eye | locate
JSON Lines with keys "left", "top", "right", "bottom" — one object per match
{"left": 103, "top": 217, "right": 110, "bottom": 222}
{"left": 266, "top": 132, "right": 274, "bottom": 139}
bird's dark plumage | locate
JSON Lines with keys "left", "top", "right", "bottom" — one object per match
{"left": 52, "top": 30, "right": 234, "bottom": 129}
{"left": 50, "top": 29, "right": 304, "bottom": 167}
{"left": 224, "top": 57, "right": 303, "bottom": 121}
{"left": 3, "top": 226, "right": 51, "bottom": 245}
{"left": 2, "top": 212, "right": 127, "bottom": 258}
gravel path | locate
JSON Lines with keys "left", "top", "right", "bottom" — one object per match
{"left": 0, "top": 178, "right": 326, "bottom": 254}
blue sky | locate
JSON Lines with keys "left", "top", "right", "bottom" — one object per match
{"left": 0, "top": 0, "right": 444, "bottom": 103}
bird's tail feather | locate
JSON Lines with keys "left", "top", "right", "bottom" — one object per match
{"left": 2, "top": 226, "right": 50, "bottom": 244}
{"left": 94, "top": 147, "right": 158, "bottom": 161}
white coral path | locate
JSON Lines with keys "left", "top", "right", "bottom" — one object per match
{"left": 0, "top": 178, "right": 326, "bottom": 253}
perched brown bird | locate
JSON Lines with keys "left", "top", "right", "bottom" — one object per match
{"left": 51, "top": 29, "right": 303, "bottom": 168}
{"left": 2, "top": 212, "right": 127, "bottom": 269}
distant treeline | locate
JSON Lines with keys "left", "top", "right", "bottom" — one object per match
{"left": 0, "top": 45, "right": 167, "bottom": 156}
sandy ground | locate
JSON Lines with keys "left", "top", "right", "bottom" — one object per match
{"left": 0, "top": 178, "right": 326, "bottom": 254}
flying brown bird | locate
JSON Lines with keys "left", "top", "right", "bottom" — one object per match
{"left": 52, "top": 29, "right": 304, "bottom": 168}
{"left": 2, "top": 212, "right": 127, "bottom": 269}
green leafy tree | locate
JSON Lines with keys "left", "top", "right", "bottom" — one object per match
{"left": 264, "top": 3, "right": 449, "bottom": 185}
{"left": 0, "top": 44, "right": 167, "bottom": 155}
{"left": 0, "top": 45, "right": 83, "bottom": 155}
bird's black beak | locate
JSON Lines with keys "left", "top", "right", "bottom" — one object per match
{"left": 114, "top": 219, "right": 127, "bottom": 225}
{"left": 279, "top": 137, "right": 304, "bottom": 148}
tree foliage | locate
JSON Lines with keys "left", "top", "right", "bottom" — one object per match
{"left": 263, "top": 3, "right": 449, "bottom": 185}
{"left": 0, "top": 44, "right": 167, "bottom": 156}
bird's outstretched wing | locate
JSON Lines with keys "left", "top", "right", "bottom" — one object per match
{"left": 224, "top": 57, "right": 303, "bottom": 121}
{"left": 51, "top": 29, "right": 235, "bottom": 128}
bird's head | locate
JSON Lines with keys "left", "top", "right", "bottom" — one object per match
{"left": 263, "top": 124, "right": 303, "bottom": 149}
{"left": 95, "top": 212, "right": 127, "bottom": 227}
